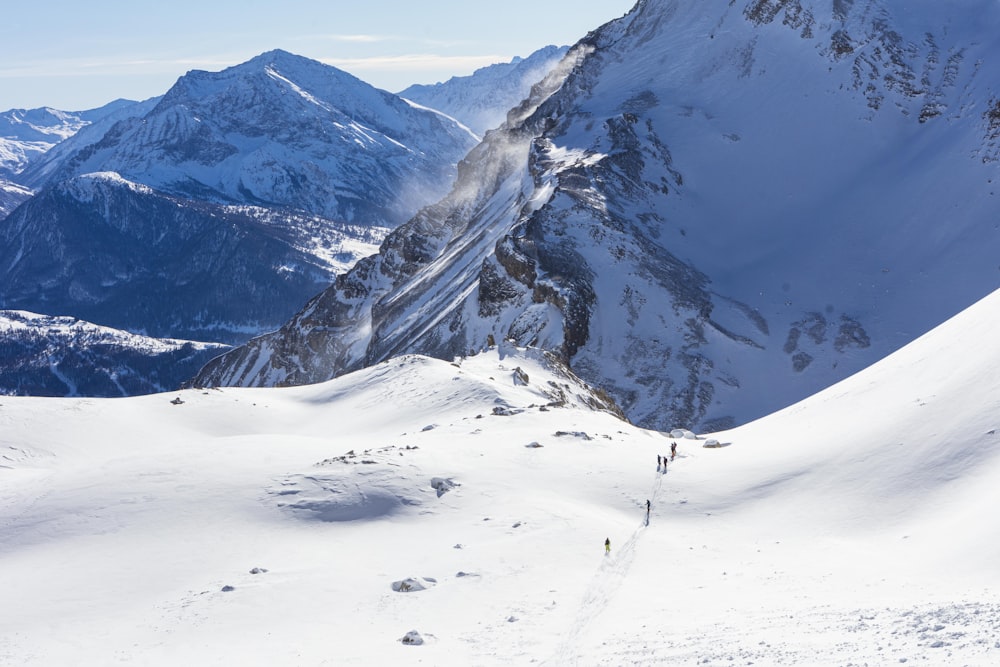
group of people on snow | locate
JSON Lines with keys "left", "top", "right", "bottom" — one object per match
{"left": 606, "top": 441, "right": 681, "bottom": 554}
{"left": 656, "top": 441, "right": 678, "bottom": 470}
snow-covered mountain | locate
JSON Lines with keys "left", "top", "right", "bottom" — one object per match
{"left": 0, "top": 310, "right": 227, "bottom": 397}
{"left": 31, "top": 49, "right": 478, "bottom": 225}
{"left": 399, "top": 45, "right": 569, "bottom": 137}
{"left": 0, "top": 171, "right": 387, "bottom": 343}
{"left": 0, "top": 102, "right": 132, "bottom": 179}
{"left": 195, "top": 0, "right": 1000, "bottom": 432}
{"left": 0, "top": 100, "right": 141, "bottom": 215}
{"left": 4, "top": 280, "right": 1000, "bottom": 663}
{"left": 0, "top": 50, "right": 480, "bottom": 344}
{"left": 14, "top": 97, "right": 160, "bottom": 191}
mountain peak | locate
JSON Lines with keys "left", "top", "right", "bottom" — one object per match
{"left": 37, "top": 49, "right": 477, "bottom": 225}
{"left": 160, "top": 49, "right": 366, "bottom": 108}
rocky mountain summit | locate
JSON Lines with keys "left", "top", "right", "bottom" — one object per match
{"left": 194, "top": 0, "right": 1000, "bottom": 431}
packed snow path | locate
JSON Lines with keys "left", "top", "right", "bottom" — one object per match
{"left": 547, "top": 468, "right": 666, "bottom": 665}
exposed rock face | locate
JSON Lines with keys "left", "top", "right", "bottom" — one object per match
{"left": 194, "top": 1, "right": 1000, "bottom": 431}
{"left": 192, "top": 46, "right": 594, "bottom": 388}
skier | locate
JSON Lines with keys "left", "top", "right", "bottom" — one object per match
{"left": 657, "top": 454, "right": 662, "bottom": 468}
{"left": 671, "top": 441, "right": 678, "bottom": 460}
{"left": 605, "top": 537, "right": 611, "bottom": 554}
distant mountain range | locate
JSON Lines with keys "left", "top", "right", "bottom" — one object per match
{"left": 0, "top": 50, "right": 482, "bottom": 343}
{"left": 0, "top": 310, "right": 226, "bottom": 397}
{"left": 0, "top": 101, "right": 140, "bottom": 216}
{"left": 194, "top": 0, "right": 1000, "bottom": 432}
{"left": 0, "top": 101, "right": 135, "bottom": 179}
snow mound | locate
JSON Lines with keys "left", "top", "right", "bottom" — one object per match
{"left": 267, "top": 470, "right": 423, "bottom": 522}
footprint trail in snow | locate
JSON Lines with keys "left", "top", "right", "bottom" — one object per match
{"left": 545, "top": 470, "right": 665, "bottom": 665}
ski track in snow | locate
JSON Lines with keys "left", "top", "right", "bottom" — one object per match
{"left": 547, "top": 469, "right": 665, "bottom": 665}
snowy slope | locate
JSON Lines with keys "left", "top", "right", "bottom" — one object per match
{"left": 197, "top": 0, "right": 1000, "bottom": 433}
{"left": 3, "top": 285, "right": 1000, "bottom": 665}
{"left": 0, "top": 178, "right": 32, "bottom": 217}
{"left": 399, "top": 45, "right": 569, "bottom": 137}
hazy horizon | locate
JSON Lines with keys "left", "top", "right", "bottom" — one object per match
{"left": 0, "top": 0, "right": 635, "bottom": 111}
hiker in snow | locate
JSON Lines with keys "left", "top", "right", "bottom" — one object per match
{"left": 671, "top": 441, "right": 678, "bottom": 460}
{"left": 646, "top": 499, "right": 651, "bottom": 514}
{"left": 605, "top": 537, "right": 611, "bottom": 554}
{"left": 657, "top": 454, "right": 661, "bottom": 468}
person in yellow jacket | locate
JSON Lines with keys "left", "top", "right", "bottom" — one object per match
{"left": 605, "top": 537, "right": 611, "bottom": 554}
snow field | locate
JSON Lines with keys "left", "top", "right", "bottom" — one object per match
{"left": 3, "top": 303, "right": 1000, "bottom": 665}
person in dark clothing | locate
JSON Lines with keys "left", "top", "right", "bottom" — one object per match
{"left": 657, "top": 454, "right": 662, "bottom": 468}
{"left": 605, "top": 537, "right": 611, "bottom": 554}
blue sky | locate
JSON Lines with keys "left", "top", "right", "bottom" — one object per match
{"left": 0, "top": 0, "right": 636, "bottom": 111}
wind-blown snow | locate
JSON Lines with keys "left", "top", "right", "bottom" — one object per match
{"left": 399, "top": 46, "right": 570, "bottom": 137}
{"left": 3, "top": 286, "right": 1000, "bottom": 664}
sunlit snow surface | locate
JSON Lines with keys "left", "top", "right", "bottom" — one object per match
{"left": 2, "top": 287, "right": 1000, "bottom": 665}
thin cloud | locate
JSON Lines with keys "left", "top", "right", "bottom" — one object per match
{"left": 322, "top": 53, "right": 510, "bottom": 72}
{"left": 325, "top": 34, "right": 391, "bottom": 43}
{"left": 0, "top": 54, "right": 253, "bottom": 79}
